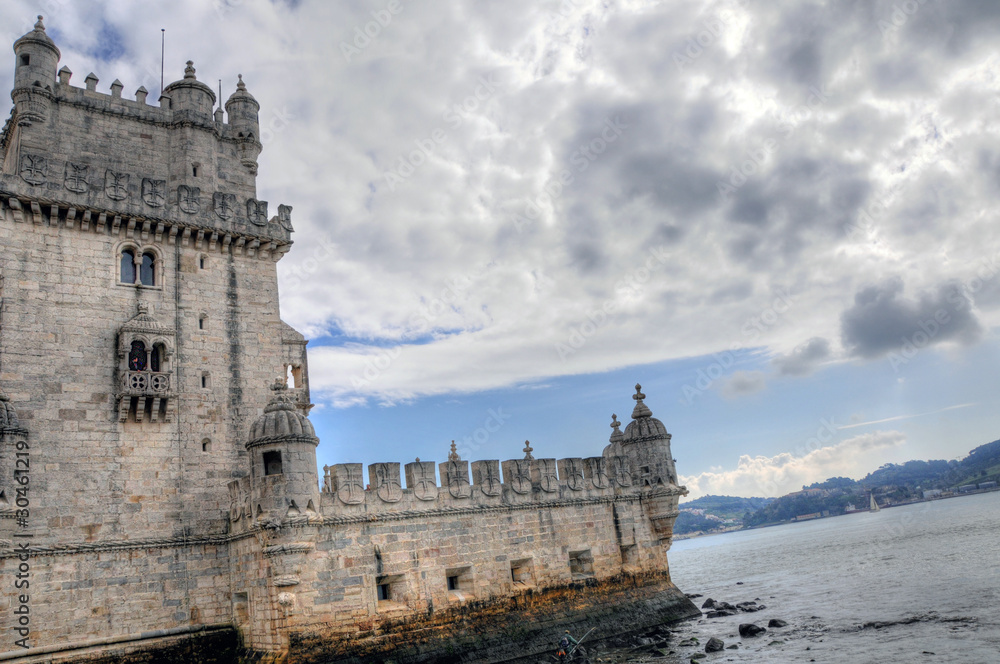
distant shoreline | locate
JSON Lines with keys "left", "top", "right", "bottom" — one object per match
{"left": 674, "top": 485, "right": 1000, "bottom": 541}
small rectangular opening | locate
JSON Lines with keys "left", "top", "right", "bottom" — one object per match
{"left": 445, "top": 566, "right": 472, "bottom": 598}
{"left": 375, "top": 574, "right": 406, "bottom": 609}
{"left": 263, "top": 450, "right": 283, "bottom": 476}
{"left": 569, "top": 549, "right": 594, "bottom": 580}
{"left": 510, "top": 558, "right": 534, "bottom": 587}
{"left": 19, "top": 54, "right": 29, "bottom": 67}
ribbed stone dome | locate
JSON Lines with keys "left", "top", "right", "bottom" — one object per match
{"left": 248, "top": 388, "right": 317, "bottom": 447}
{"left": 14, "top": 16, "right": 60, "bottom": 57}
{"left": 623, "top": 384, "right": 669, "bottom": 442}
{"left": 226, "top": 75, "right": 259, "bottom": 108}
{"left": 0, "top": 390, "right": 20, "bottom": 430}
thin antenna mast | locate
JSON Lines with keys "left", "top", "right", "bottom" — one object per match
{"left": 160, "top": 29, "right": 165, "bottom": 98}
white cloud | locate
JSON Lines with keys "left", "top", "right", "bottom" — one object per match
{"left": 679, "top": 430, "right": 907, "bottom": 499}
{"left": 6, "top": 1, "right": 999, "bottom": 412}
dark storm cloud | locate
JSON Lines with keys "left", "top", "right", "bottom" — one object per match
{"left": 840, "top": 277, "right": 983, "bottom": 359}
{"left": 772, "top": 337, "right": 831, "bottom": 376}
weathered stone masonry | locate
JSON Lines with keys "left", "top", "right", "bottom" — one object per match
{"left": 0, "top": 17, "right": 697, "bottom": 663}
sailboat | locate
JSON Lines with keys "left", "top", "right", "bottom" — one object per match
{"left": 869, "top": 492, "right": 880, "bottom": 512}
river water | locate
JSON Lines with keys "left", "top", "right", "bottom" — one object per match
{"left": 622, "top": 491, "right": 1000, "bottom": 663}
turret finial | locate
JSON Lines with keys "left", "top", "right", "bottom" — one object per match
{"left": 630, "top": 384, "right": 652, "bottom": 420}
{"left": 610, "top": 414, "right": 624, "bottom": 444}
{"left": 34, "top": 16, "right": 45, "bottom": 31}
{"left": 237, "top": 74, "right": 246, "bottom": 91}
{"left": 184, "top": 61, "right": 196, "bottom": 79}
{"left": 448, "top": 440, "right": 460, "bottom": 462}
{"left": 523, "top": 440, "right": 534, "bottom": 460}
{"left": 271, "top": 378, "right": 288, "bottom": 392}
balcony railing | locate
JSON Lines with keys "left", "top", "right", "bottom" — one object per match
{"left": 120, "top": 370, "right": 171, "bottom": 396}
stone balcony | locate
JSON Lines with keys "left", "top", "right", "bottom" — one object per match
{"left": 117, "top": 371, "right": 173, "bottom": 423}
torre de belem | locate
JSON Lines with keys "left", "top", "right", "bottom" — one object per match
{"left": 0, "top": 18, "right": 698, "bottom": 664}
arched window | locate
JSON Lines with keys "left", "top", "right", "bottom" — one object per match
{"left": 128, "top": 340, "right": 147, "bottom": 371}
{"left": 121, "top": 249, "right": 136, "bottom": 284}
{"left": 150, "top": 344, "right": 162, "bottom": 372}
{"left": 140, "top": 253, "right": 156, "bottom": 286}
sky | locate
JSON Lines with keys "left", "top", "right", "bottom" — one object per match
{"left": 3, "top": 0, "right": 999, "bottom": 499}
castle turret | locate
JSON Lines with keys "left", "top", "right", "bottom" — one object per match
{"left": 225, "top": 74, "right": 263, "bottom": 173}
{"left": 11, "top": 16, "right": 59, "bottom": 125}
{"left": 162, "top": 60, "right": 216, "bottom": 115}
{"left": 618, "top": 384, "right": 684, "bottom": 542}
{"left": 247, "top": 382, "right": 320, "bottom": 521}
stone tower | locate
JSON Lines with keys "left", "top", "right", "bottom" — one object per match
{"left": 0, "top": 16, "right": 310, "bottom": 654}
{"left": 606, "top": 384, "right": 681, "bottom": 541}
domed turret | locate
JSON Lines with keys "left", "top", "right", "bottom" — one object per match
{"left": 162, "top": 61, "right": 216, "bottom": 115}
{"left": 225, "top": 75, "right": 262, "bottom": 172}
{"left": 247, "top": 381, "right": 320, "bottom": 522}
{"left": 12, "top": 16, "right": 60, "bottom": 125}
{"left": 623, "top": 385, "right": 670, "bottom": 443}
{"left": 620, "top": 385, "right": 676, "bottom": 485}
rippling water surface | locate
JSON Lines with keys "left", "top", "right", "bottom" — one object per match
{"left": 650, "top": 491, "right": 1000, "bottom": 663}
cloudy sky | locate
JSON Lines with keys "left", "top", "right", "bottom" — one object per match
{"left": 6, "top": 0, "right": 999, "bottom": 499}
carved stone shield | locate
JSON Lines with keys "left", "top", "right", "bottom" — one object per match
{"left": 371, "top": 463, "right": 402, "bottom": 503}
{"left": 142, "top": 178, "right": 165, "bottom": 207}
{"left": 64, "top": 163, "right": 89, "bottom": 193}
{"left": 533, "top": 459, "right": 559, "bottom": 493}
{"left": 214, "top": 192, "right": 236, "bottom": 220}
{"left": 105, "top": 169, "right": 129, "bottom": 200}
{"left": 20, "top": 154, "right": 47, "bottom": 185}
{"left": 406, "top": 461, "right": 438, "bottom": 501}
{"left": 333, "top": 463, "right": 364, "bottom": 505}
{"left": 472, "top": 460, "right": 502, "bottom": 497}
{"left": 444, "top": 460, "right": 472, "bottom": 499}
{"left": 178, "top": 185, "right": 201, "bottom": 214}
{"left": 587, "top": 457, "right": 610, "bottom": 489}
{"left": 247, "top": 198, "right": 268, "bottom": 226}
{"left": 278, "top": 204, "right": 294, "bottom": 231}
{"left": 504, "top": 459, "right": 532, "bottom": 495}
{"left": 610, "top": 456, "right": 632, "bottom": 487}
{"left": 560, "top": 458, "right": 585, "bottom": 491}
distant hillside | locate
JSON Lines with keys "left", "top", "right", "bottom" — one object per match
{"left": 743, "top": 438, "right": 1000, "bottom": 528}
{"left": 675, "top": 495, "right": 773, "bottom": 535}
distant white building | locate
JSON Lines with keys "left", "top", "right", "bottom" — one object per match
{"left": 923, "top": 489, "right": 943, "bottom": 499}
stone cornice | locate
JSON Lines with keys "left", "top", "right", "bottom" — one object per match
{"left": 0, "top": 188, "right": 291, "bottom": 260}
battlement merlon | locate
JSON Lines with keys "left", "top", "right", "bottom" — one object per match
{"left": 1, "top": 17, "right": 292, "bottom": 248}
